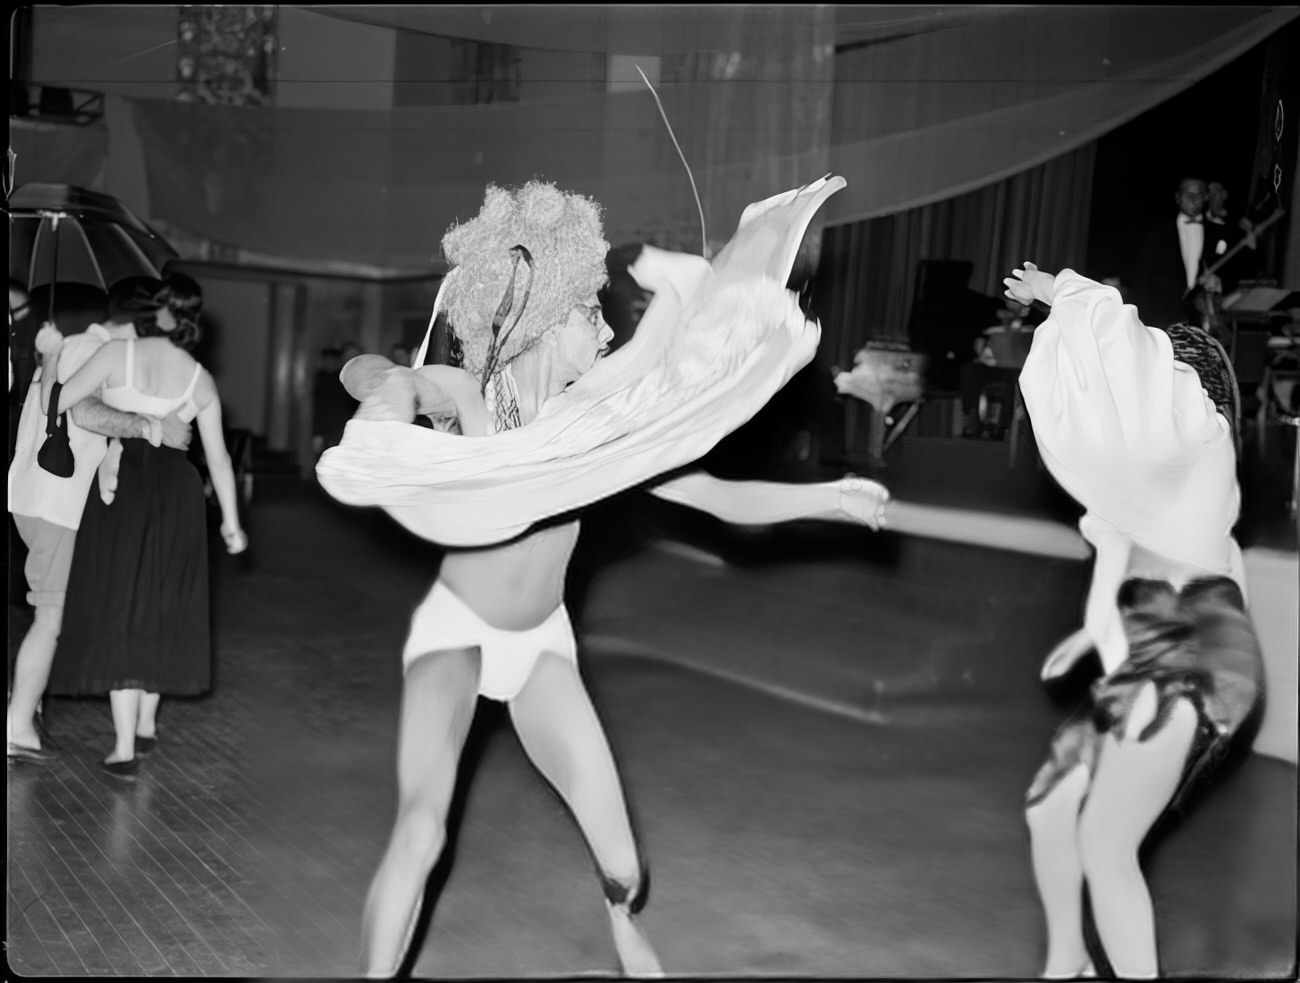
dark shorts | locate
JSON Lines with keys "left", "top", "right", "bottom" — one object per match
{"left": 1026, "top": 577, "right": 1264, "bottom": 810}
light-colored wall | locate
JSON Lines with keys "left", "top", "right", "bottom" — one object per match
{"left": 276, "top": 7, "right": 396, "bottom": 111}
{"left": 29, "top": 5, "right": 177, "bottom": 100}
{"left": 196, "top": 278, "right": 272, "bottom": 436}
{"left": 29, "top": 6, "right": 398, "bottom": 111}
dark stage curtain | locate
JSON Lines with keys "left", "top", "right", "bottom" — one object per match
{"left": 813, "top": 143, "right": 1096, "bottom": 371}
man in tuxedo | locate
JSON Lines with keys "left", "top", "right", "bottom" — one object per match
{"left": 1126, "top": 177, "right": 1231, "bottom": 330}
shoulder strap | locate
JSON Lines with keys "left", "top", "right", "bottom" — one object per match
{"left": 182, "top": 361, "right": 203, "bottom": 400}
{"left": 46, "top": 381, "right": 65, "bottom": 434}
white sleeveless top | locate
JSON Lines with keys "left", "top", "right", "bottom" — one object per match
{"left": 101, "top": 339, "right": 203, "bottom": 423}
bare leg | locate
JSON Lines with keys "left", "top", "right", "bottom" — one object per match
{"left": 7, "top": 605, "right": 61, "bottom": 750}
{"left": 1026, "top": 764, "right": 1096, "bottom": 978}
{"left": 107, "top": 689, "right": 142, "bottom": 763}
{"left": 508, "top": 653, "right": 662, "bottom": 977}
{"left": 1077, "top": 685, "right": 1198, "bottom": 979}
{"left": 361, "top": 647, "right": 480, "bottom": 979}
{"left": 136, "top": 692, "right": 161, "bottom": 739}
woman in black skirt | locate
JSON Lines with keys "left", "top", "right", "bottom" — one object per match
{"left": 38, "top": 277, "right": 247, "bottom": 776}
{"left": 1007, "top": 263, "right": 1264, "bottom": 979}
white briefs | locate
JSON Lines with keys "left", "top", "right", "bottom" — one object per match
{"left": 402, "top": 580, "right": 578, "bottom": 701}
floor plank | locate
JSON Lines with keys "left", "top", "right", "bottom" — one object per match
{"left": 8, "top": 483, "right": 1296, "bottom": 979}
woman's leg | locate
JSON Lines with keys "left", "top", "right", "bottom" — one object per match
{"left": 136, "top": 692, "right": 161, "bottom": 739}
{"left": 508, "top": 652, "right": 662, "bottom": 977}
{"left": 1077, "top": 684, "right": 1199, "bottom": 979}
{"left": 107, "top": 688, "right": 142, "bottom": 763}
{"left": 361, "top": 647, "right": 480, "bottom": 979}
{"left": 7, "top": 604, "right": 62, "bottom": 750}
{"left": 1025, "top": 764, "right": 1095, "bottom": 978}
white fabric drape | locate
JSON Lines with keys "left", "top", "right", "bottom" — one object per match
{"left": 112, "top": 7, "right": 1296, "bottom": 272}
{"left": 1017, "top": 270, "right": 1244, "bottom": 671}
{"left": 316, "top": 178, "right": 843, "bottom": 546}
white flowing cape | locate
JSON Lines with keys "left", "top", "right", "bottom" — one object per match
{"left": 316, "top": 176, "right": 846, "bottom": 546}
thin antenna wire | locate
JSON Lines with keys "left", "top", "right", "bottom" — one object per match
{"left": 636, "top": 65, "right": 709, "bottom": 259}
{"left": 112, "top": 38, "right": 178, "bottom": 66}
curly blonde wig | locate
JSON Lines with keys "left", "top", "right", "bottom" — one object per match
{"left": 440, "top": 181, "right": 609, "bottom": 379}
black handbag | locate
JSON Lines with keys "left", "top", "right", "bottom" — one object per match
{"left": 37, "top": 381, "right": 76, "bottom": 478}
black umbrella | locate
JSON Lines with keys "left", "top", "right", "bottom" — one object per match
{"left": 8, "top": 183, "right": 179, "bottom": 322}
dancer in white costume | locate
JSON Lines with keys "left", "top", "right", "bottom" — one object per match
{"left": 319, "top": 177, "right": 905, "bottom": 978}
{"left": 1007, "top": 263, "right": 1263, "bottom": 979}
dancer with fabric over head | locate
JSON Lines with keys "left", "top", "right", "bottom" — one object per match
{"left": 1006, "top": 262, "right": 1264, "bottom": 979}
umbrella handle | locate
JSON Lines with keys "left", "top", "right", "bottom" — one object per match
{"left": 46, "top": 214, "right": 61, "bottom": 325}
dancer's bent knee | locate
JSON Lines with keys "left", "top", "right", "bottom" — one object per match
{"left": 601, "top": 861, "right": 650, "bottom": 915}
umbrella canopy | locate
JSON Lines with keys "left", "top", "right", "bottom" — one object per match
{"left": 8, "top": 183, "right": 179, "bottom": 300}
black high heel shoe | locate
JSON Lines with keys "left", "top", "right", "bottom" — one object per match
{"left": 101, "top": 757, "right": 139, "bottom": 777}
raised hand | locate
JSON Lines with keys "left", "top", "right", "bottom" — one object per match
{"left": 838, "top": 474, "right": 890, "bottom": 530}
{"left": 1004, "top": 261, "right": 1055, "bottom": 308}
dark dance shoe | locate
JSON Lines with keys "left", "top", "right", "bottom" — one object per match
{"left": 100, "top": 758, "right": 139, "bottom": 778}
{"left": 7, "top": 742, "right": 57, "bottom": 764}
{"left": 135, "top": 735, "right": 159, "bottom": 757}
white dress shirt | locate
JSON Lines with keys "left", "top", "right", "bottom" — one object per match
{"left": 9, "top": 325, "right": 116, "bottom": 530}
{"left": 1177, "top": 212, "right": 1204, "bottom": 291}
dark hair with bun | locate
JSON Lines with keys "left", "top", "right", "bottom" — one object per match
{"left": 163, "top": 272, "right": 203, "bottom": 320}
{"left": 108, "top": 274, "right": 204, "bottom": 351}
{"left": 108, "top": 276, "right": 168, "bottom": 334}
{"left": 158, "top": 272, "right": 204, "bottom": 351}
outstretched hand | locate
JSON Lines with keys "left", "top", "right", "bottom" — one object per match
{"left": 1004, "top": 261, "right": 1055, "bottom": 309}
{"left": 839, "top": 474, "right": 890, "bottom": 530}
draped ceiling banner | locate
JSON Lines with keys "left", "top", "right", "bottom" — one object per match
{"left": 827, "top": 5, "right": 1299, "bottom": 224}
{"left": 131, "top": 5, "right": 833, "bottom": 274}
{"left": 127, "top": 5, "right": 1296, "bottom": 273}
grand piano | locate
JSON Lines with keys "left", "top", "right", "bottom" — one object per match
{"left": 833, "top": 260, "right": 1006, "bottom": 465}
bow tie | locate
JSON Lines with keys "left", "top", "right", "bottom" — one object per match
{"left": 1178, "top": 214, "right": 1203, "bottom": 225}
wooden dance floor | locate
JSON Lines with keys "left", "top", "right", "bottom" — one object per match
{"left": 7, "top": 479, "right": 1297, "bottom": 979}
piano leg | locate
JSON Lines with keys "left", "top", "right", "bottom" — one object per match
{"left": 883, "top": 401, "right": 922, "bottom": 455}
{"left": 867, "top": 405, "right": 888, "bottom": 468}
